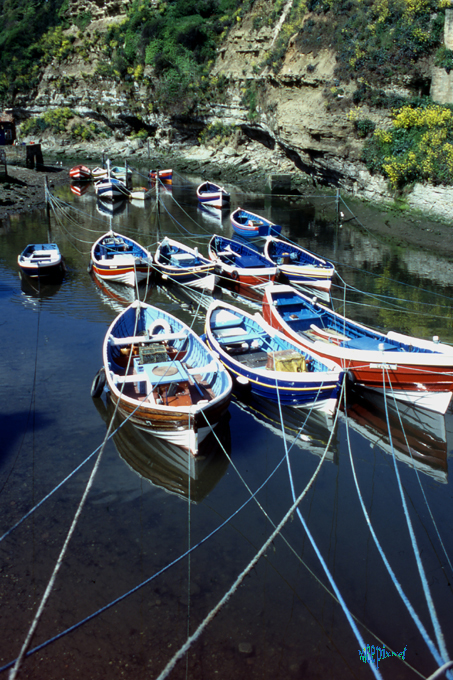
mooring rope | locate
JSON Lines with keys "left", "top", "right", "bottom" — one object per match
{"left": 387, "top": 391, "right": 453, "bottom": 575}
{"left": 382, "top": 369, "right": 452, "bottom": 673}
{"left": 342, "top": 384, "right": 451, "bottom": 674}
{"left": 153, "top": 414, "right": 342, "bottom": 680}
{"left": 274, "top": 375, "right": 383, "bottom": 680}
{"left": 0, "top": 449, "right": 290, "bottom": 674}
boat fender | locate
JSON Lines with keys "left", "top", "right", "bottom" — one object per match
{"left": 148, "top": 318, "right": 172, "bottom": 336}
{"left": 236, "top": 375, "right": 249, "bottom": 386}
{"left": 91, "top": 367, "right": 106, "bottom": 398}
{"left": 346, "top": 370, "right": 356, "bottom": 385}
{"left": 231, "top": 270, "right": 239, "bottom": 281}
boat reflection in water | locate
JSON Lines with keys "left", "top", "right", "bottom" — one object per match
{"left": 96, "top": 198, "right": 128, "bottom": 218}
{"left": 94, "top": 394, "right": 231, "bottom": 502}
{"left": 344, "top": 388, "right": 448, "bottom": 483}
{"left": 70, "top": 181, "right": 91, "bottom": 197}
{"left": 91, "top": 270, "right": 154, "bottom": 313}
{"left": 232, "top": 392, "right": 339, "bottom": 463}
{"left": 19, "top": 268, "right": 64, "bottom": 299}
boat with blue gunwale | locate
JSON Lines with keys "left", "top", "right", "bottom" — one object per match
{"left": 205, "top": 299, "right": 343, "bottom": 415}
{"left": 263, "top": 236, "right": 335, "bottom": 295}
{"left": 154, "top": 237, "right": 218, "bottom": 292}
{"left": 100, "top": 299, "right": 232, "bottom": 455}
{"left": 196, "top": 181, "right": 230, "bottom": 209}
{"left": 90, "top": 230, "right": 153, "bottom": 287}
{"left": 208, "top": 234, "right": 276, "bottom": 287}
{"left": 230, "top": 207, "right": 282, "bottom": 237}
{"left": 17, "top": 243, "right": 64, "bottom": 278}
{"left": 262, "top": 283, "right": 453, "bottom": 414}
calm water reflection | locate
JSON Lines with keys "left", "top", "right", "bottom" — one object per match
{"left": 0, "top": 172, "right": 452, "bottom": 680}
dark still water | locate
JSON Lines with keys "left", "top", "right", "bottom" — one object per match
{"left": 1, "top": 171, "right": 453, "bottom": 680}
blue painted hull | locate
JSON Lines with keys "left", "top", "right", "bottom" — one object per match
{"left": 205, "top": 300, "right": 343, "bottom": 414}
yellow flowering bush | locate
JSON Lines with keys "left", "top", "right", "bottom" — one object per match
{"left": 363, "top": 102, "right": 453, "bottom": 188}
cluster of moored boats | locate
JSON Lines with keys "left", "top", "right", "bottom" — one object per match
{"left": 17, "top": 168, "right": 453, "bottom": 456}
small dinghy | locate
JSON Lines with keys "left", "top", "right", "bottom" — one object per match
{"left": 149, "top": 168, "right": 173, "bottom": 183}
{"left": 208, "top": 234, "right": 276, "bottom": 286}
{"left": 97, "top": 299, "right": 232, "bottom": 455}
{"left": 94, "top": 176, "right": 130, "bottom": 201}
{"left": 69, "top": 164, "right": 91, "bottom": 181}
{"left": 262, "top": 283, "right": 453, "bottom": 414}
{"left": 17, "top": 243, "right": 64, "bottom": 278}
{"left": 154, "top": 237, "right": 218, "bottom": 292}
{"left": 205, "top": 300, "right": 344, "bottom": 415}
{"left": 91, "top": 166, "right": 108, "bottom": 180}
{"left": 90, "top": 230, "right": 153, "bottom": 287}
{"left": 110, "top": 165, "right": 133, "bottom": 181}
{"left": 196, "top": 182, "right": 230, "bottom": 209}
{"left": 230, "top": 207, "right": 282, "bottom": 238}
{"left": 264, "top": 236, "right": 335, "bottom": 295}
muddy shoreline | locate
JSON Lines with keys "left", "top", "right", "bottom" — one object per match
{"left": 2, "top": 149, "right": 453, "bottom": 259}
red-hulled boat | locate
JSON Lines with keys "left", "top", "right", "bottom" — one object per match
{"left": 69, "top": 164, "right": 91, "bottom": 181}
{"left": 262, "top": 283, "right": 453, "bottom": 414}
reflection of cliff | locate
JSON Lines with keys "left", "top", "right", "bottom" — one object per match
{"left": 344, "top": 389, "right": 448, "bottom": 484}
{"left": 94, "top": 395, "right": 231, "bottom": 503}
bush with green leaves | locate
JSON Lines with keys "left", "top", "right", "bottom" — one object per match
{"left": 362, "top": 101, "right": 453, "bottom": 189}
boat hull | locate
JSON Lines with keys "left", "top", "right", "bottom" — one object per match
{"left": 208, "top": 235, "right": 277, "bottom": 287}
{"left": 263, "top": 284, "right": 453, "bottom": 414}
{"left": 17, "top": 244, "right": 64, "bottom": 278}
{"left": 102, "top": 301, "right": 232, "bottom": 455}
{"left": 154, "top": 238, "right": 219, "bottom": 292}
{"left": 197, "top": 182, "right": 230, "bottom": 209}
{"left": 69, "top": 165, "right": 91, "bottom": 180}
{"left": 205, "top": 300, "right": 343, "bottom": 416}
{"left": 230, "top": 208, "right": 281, "bottom": 238}
{"left": 91, "top": 231, "right": 153, "bottom": 287}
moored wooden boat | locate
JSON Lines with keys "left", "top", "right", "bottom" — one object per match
{"left": 100, "top": 299, "right": 232, "bottom": 454}
{"left": 208, "top": 234, "right": 276, "bottom": 287}
{"left": 154, "top": 237, "right": 218, "bottom": 292}
{"left": 94, "top": 176, "right": 131, "bottom": 201}
{"left": 69, "top": 164, "right": 91, "bottom": 181}
{"left": 205, "top": 300, "right": 344, "bottom": 415}
{"left": 262, "top": 283, "right": 453, "bottom": 414}
{"left": 196, "top": 181, "right": 230, "bottom": 209}
{"left": 230, "top": 207, "right": 282, "bottom": 238}
{"left": 110, "top": 165, "right": 133, "bottom": 181}
{"left": 17, "top": 243, "right": 64, "bottom": 278}
{"left": 90, "top": 230, "right": 153, "bottom": 287}
{"left": 91, "top": 166, "right": 108, "bottom": 180}
{"left": 149, "top": 168, "right": 173, "bottom": 183}
{"left": 264, "top": 236, "right": 335, "bottom": 295}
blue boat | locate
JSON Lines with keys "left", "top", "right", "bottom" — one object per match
{"left": 208, "top": 234, "right": 276, "bottom": 286}
{"left": 100, "top": 299, "right": 233, "bottom": 455}
{"left": 230, "top": 207, "right": 282, "bottom": 237}
{"left": 17, "top": 243, "right": 64, "bottom": 278}
{"left": 263, "top": 236, "right": 335, "bottom": 296}
{"left": 154, "top": 237, "right": 218, "bottom": 292}
{"left": 205, "top": 300, "right": 344, "bottom": 415}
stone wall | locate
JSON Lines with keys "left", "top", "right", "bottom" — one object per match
{"left": 430, "top": 9, "right": 453, "bottom": 104}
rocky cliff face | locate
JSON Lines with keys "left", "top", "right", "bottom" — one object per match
{"left": 16, "top": 0, "right": 453, "bottom": 220}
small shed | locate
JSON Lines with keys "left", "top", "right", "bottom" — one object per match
{"left": 0, "top": 112, "right": 16, "bottom": 145}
